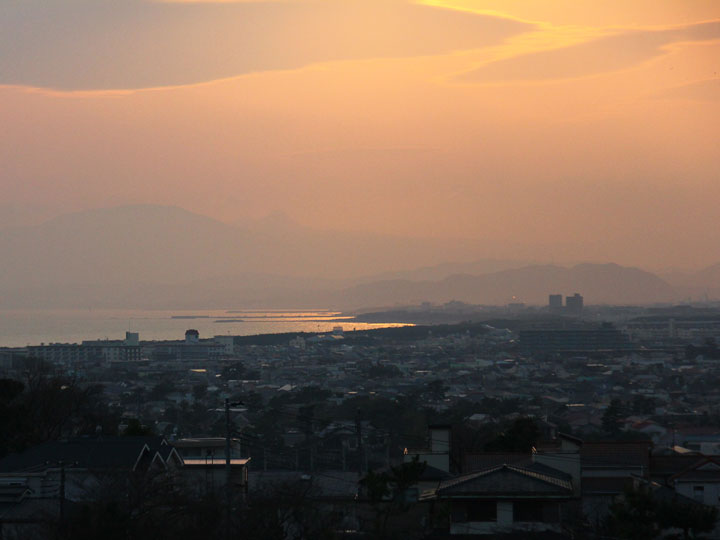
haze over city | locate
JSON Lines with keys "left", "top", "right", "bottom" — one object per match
{"left": 2, "top": 0, "right": 719, "bottom": 278}
{"left": 4, "top": 4, "right": 720, "bottom": 539}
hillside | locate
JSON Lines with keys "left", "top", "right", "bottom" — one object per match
{"left": 328, "top": 263, "right": 677, "bottom": 307}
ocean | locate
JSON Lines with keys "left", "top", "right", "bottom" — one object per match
{"left": 0, "top": 309, "right": 407, "bottom": 347}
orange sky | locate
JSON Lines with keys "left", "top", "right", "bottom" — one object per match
{"left": 1, "top": 0, "right": 719, "bottom": 270}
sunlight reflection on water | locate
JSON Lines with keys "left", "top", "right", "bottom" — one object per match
{"left": 0, "top": 308, "right": 409, "bottom": 346}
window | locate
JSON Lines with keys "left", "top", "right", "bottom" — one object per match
{"left": 466, "top": 501, "right": 497, "bottom": 522}
{"left": 451, "top": 501, "right": 498, "bottom": 523}
{"left": 450, "top": 502, "right": 467, "bottom": 523}
{"left": 514, "top": 501, "right": 560, "bottom": 523}
{"left": 693, "top": 486, "right": 705, "bottom": 502}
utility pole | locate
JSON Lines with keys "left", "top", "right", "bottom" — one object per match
{"left": 216, "top": 398, "right": 244, "bottom": 539}
{"left": 225, "top": 398, "right": 232, "bottom": 540}
{"left": 355, "top": 408, "right": 364, "bottom": 476}
{"left": 59, "top": 460, "right": 66, "bottom": 528}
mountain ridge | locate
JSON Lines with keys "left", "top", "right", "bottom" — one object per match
{"left": 326, "top": 262, "right": 677, "bottom": 308}
{"left": 0, "top": 204, "right": 695, "bottom": 309}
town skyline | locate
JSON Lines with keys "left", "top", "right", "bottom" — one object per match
{"left": 4, "top": 3, "right": 720, "bottom": 538}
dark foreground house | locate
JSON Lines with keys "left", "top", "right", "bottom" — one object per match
{"left": 0, "top": 436, "right": 182, "bottom": 538}
{"left": 421, "top": 462, "right": 576, "bottom": 537}
{"left": 579, "top": 439, "right": 653, "bottom": 525}
{"left": 173, "top": 437, "right": 250, "bottom": 496}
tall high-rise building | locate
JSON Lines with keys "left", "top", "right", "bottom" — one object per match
{"left": 566, "top": 293, "right": 584, "bottom": 314}
{"left": 548, "top": 294, "right": 563, "bottom": 309}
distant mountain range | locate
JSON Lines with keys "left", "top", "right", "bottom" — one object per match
{"left": 0, "top": 204, "right": 717, "bottom": 309}
{"left": 660, "top": 264, "right": 720, "bottom": 301}
{"left": 326, "top": 263, "right": 677, "bottom": 308}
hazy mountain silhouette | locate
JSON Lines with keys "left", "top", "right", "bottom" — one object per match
{"left": 327, "top": 263, "right": 677, "bottom": 308}
{"left": 661, "top": 263, "right": 720, "bottom": 300}
{"left": 0, "top": 205, "right": 512, "bottom": 308}
{"left": 351, "top": 259, "right": 532, "bottom": 284}
{"left": 0, "top": 205, "right": 679, "bottom": 309}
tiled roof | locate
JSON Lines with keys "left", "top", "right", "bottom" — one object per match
{"left": 673, "top": 470, "right": 720, "bottom": 482}
{"left": 650, "top": 455, "right": 706, "bottom": 479}
{"left": 670, "top": 457, "right": 720, "bottom": 483}
{"left": 435, "top": 464, "right": 573, "bottom": 497}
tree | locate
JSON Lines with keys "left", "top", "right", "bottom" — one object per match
{"left": 221, "top": 361, "right": 247, "bottom": 380}
{"left": 602, "top": 398, "right": 625, "bottom": 435}
{"left": 149, "top": 380, "right": 176, "bottom": 400}
{"left": 240, "top": 391, "right": 264, "bottom": 413}
{"left": 123, "top": 418, "right": 154, "bottom": 436}
{"left": 192, "top": 383, "right": 207, "bottom": 402}
{"left": 657, "top": 496, "right": 718, "bottom": 539}
{"left": 240, "top": 478, "right": 342, "bottom": 540}
{"left": 425, "top": 379, "right": 447, "bottom": 401}
{"left": 0, "top": 369, "right": 112, "bottom": 456}
{"left": 632, "top": 395, "right": 656, "bottom": 415}
{"left": 45, "top": 470, "right": 226, "bottom": 540}
{"left": 484, "top": 417, "right": 540, "bottom": 452}
{"left": 0, "top": 379, "right": 26, "bottom": 456}
{"left": 365, "top": 363, "right": 402, "bottom": 379}
{"left": 608, "top": 484, "right": 718, "bottom": 540}
{"left": 360, "top": 457, "right": 426, "bottom": 539}
{"left": 607, "top": 484, "right": 660, "bottom": 540}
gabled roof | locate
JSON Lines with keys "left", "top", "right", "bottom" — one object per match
{"left": 650, "top": 454, "right": 707, "bottom": 479}
{"left": 433, "top": 463, "right": 573, "bottom": 499}
{"left": 634, "top": 476, "right": 709, "bottom": 507}
{"left": 163, "top": 447, "right": 184, "bottom": 467}
{"left": 670, "top": 457, "right": 720, "bottom": 483}
{"left": 558, "top": 432, "right": 583, "bottom": 447}
{"left": 0, "top": 484, "right": 32, "bottom": 503}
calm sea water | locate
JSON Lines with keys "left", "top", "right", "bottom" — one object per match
{"left": 0, "top": 309, "right": 407, "bottom": 347}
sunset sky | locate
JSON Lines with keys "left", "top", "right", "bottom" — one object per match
{"left": 1, "top": 0, "right": 719, "bottom": 270}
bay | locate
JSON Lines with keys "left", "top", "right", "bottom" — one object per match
{"left": 0, "top": 309, "right": 407, "bottom": 347}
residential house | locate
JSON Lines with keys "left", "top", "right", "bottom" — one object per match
{"left": 422, "top": 462, "right": 576, "bottom": 537}
{"left": 0, "top": 436, "right": 181, "bottom": 538}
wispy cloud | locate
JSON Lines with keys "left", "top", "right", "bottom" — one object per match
{"left": 459, "top": 20, "right": 720, "bottom": 83}
{"left": 0, "top": 0, "right": 532, "bottom": 91}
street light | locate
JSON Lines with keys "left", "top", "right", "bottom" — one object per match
{"left": 224, "top": 399, "right": 244, "bottom": 540}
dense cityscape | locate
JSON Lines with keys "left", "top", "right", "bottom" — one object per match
{"left": 3, "top": 296, "right": 720, "bottom": 538}
{"left": 3, "top": 0, "right": 719, "bottom": 537}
